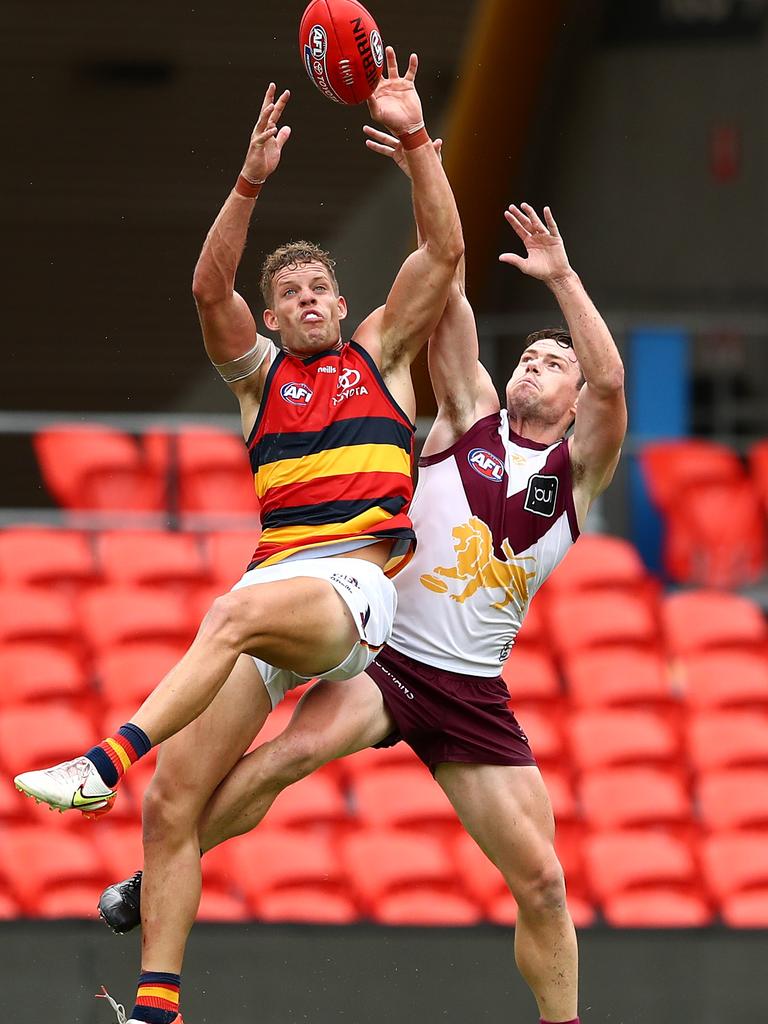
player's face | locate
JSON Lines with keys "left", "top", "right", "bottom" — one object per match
{"left": 263, "top": 262, "right": 347, "bottom": 354}
{"left": 505, "top": 340, "right": 582, "bottom": 427}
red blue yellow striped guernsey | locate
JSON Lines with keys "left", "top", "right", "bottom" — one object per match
{"left": 246, "top": 340, "right": 415, "bottom": 576}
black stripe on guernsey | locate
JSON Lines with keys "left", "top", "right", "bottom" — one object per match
{"left": 261, "top": 495, "right": 407, "bottom": 531}
{"left": 252, "top": 416, "right": 412, "bottom": 467}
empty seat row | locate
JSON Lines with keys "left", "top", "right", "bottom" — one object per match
{"left": 2, "top": 822, "right": 768, "bottom": 927}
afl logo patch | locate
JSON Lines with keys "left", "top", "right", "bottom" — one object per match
{"left": 468, "top": 448, "right": 504, "bottom": 483}
{"left": 338, "top": 368, "right": 361, "bottom": 390}
{"left": 309, "top": 24, "right": 327, "bottom": 59}
{"left": 280, "top": 381, "right": 313, "bottom": 406}
{"left": 524, "top": 474, "right": 558, "bottom": 517}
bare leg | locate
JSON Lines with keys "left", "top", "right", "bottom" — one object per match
{"left": 436, "top": 763, "right": 577, "bottom": 1022}
{"left": 199, "top": 672, "right": 393, "bottom": 849}
{"left": 133, "top": 576, "right": 361, "bottom": 746}
{"left": 140, "top": 655, "right": 271, "bottom": 973}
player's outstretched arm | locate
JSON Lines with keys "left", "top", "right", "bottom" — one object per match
{"left": 192, "top": 84, "right": 291, "bottom": 421}
{"left": 362, "top": 48, "right": 464, "bottom": 378}
{"left": 362, "top": 126, "right": 497, "bottom": 447}
{"left": 500, "top": 203, "right": 626, "bottom": 498}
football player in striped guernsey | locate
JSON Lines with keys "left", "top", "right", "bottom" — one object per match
{"left": 14, "top": 50, "right": 463, "bottom": 1024}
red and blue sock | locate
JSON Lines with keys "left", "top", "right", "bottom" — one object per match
{"left": 85, "top": 723, "right": 152, "bottom": 788}
{"left": 130, "top": 971, "right": 181, "bottom": 1023}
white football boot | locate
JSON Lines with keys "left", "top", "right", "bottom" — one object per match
{"left": 14, "top": 755, "right": 116, "bottom": 815}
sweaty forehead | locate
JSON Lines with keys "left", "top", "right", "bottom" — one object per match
{"left": 272, "top": 261, "right": 332, "bottom": 288}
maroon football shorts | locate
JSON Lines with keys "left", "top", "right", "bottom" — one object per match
{"left": 366, "top": 643, "right": 537, "bottom": 774}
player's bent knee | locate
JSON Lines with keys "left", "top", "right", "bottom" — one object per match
{"left": 142, "top": 774, "right": 204, "bottom": 843}
{"left": 198, "top": 591, "right": 254, "bottom": 650}
{"left": 269, "top": 732, "right": 329, "bottom": 784}
{"left": 512, "top": 858, "right": 568, "bottom": 919}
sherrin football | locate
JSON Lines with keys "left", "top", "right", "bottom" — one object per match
{"left": 299, "top": 0, "right": 385, "bottom": 105}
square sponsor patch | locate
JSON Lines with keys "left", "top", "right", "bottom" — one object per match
{"left": 524, "top": 474, "right": 559, "bottom": 517}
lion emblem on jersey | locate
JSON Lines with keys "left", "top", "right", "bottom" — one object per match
{"left": 419, "top": 516, "right": 536, "bottom": 610}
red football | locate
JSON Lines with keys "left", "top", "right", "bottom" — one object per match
{"left": 299, "top": 0, "right": 385, "bottom": 105}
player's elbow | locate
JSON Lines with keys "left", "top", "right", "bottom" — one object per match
{"left": 591, "top": 359, "right": 625, "bottom": 396}
{"left": 192, "top": 265, "right": 225, "bottom": 308}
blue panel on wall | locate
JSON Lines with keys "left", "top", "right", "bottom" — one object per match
{"left": 628, "top": 328, "right": 690, "bottom": 574}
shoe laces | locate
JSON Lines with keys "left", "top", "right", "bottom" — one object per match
{"left": 49, "top": 757, "right": 94, "bottom": 786}
{"left": 96, "top": 986, "right": 127, "bottom": 1023}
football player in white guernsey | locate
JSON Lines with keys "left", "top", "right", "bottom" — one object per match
{"left": 98, "top": 136, "right": 625, "bottom": 1024}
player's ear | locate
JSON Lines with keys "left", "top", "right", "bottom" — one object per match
{"left": 263, "top": 308, "right": 279, "bottom": 331}
{"left": 337, "top": 295, "right": 348, "bottom": 321}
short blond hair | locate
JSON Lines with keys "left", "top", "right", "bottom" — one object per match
{"left": 260, "top": 241, "right": 338, "bottom": 307}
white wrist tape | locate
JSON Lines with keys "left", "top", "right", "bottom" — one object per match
{"left": 213, "top": 338, "right": 275, "bottom": 383}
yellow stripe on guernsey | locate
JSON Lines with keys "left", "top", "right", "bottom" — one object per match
{"left": 258, "top": 506, "right": 393, "bottom": 560}
{"left": 105, "top": 737, "right": 132, "bottom": 772}
{"left": 138, "top": 988, "right": 179, "bottom": 1004}
{"left": 256, "top": 443, "right": 410, "bottom": 498}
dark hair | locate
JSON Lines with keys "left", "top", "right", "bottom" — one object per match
{"left": 523, "top": 327, "right": 584, "bottom": 388}
{"left": 260, "top": 240, "right": 339, "bottom": 306}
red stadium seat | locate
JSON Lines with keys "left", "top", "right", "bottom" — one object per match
{"left": 0, "top": 704, "right": 99, "bottom": 777}
{"left": 578, "top": 768, "right": 691, "bottom": 831}
{"left": 0, "top": 826, "right": 109, "bottom": 911}
{"left": 0, "top": 891, "right": 22, "bottom": 919}
{"left": 547, "top": 534, "right": 648, "bottom": 595}
{"left": 352, "top": 766, "right": 459, "bottom": 837}
{"left": 602, "top": 890, "right": 713, "bottom": 927}
{"left": 563, "top": 647, "right": 674, "bottom": 710}
{"left": 748, "top": 440, "right": 768, "bottom": 513}
{"left": 640, "top": 440, "right": 745, "bottom": 514}
{"left": 546, "top": 591, "right": 658, "bottom": 657}
{"left": 96, "top": 531, "right": 209, "bottom": 590}
{"left": 264, "top": 774, "right": 350, "bottom": 831}
{"left": 569, "top": 710, "right": 680, "bottom": 773}
{"left": 372, "top": 889, "right": 482, "bottom": 926}
{"left": 541, "top": 769, "right": 579, "bottom": 824}
{"left": 255, "top": 887, "right": 359, "bottom": 924}
{"left": 661, "top": 480, "right": 766, "bottom": 587}
{"left": 662, "top": 590, "right": 766, "bottom": 657}
{"left": 583, "top": 830, "right": 699, "bottom": 903}
{"left": 0, "top": 528, "right": 97, "bottom": 592}
{"left": 95, "top": 642, "right": 187, "bottom": 706}
{"left": 34, "top": 425, "right": 165, "bottom": 512}
{"left": 339, "top": 829, "right": 457, "bottom": 908}
{"left": 512, "top": 706, "right": 564, "bottom": 766}
{"left": 206, "top": 531, "right": 260, "bottom": 586}
{"left": 687, "top": 712, "right": 768, "bottom": 772}
{"left": 79, "top": 585, "right": 194, "bottom": 652}
{"left": 679, "top": 649, "right": 768, "bottom": 712}
{"left": 701, "top": 832, "right": 768, "bottom": 902}
{"left": 720, "top": 891, "right": 768, "bottom": 927}
{"left": 0, "top": 587, "right": 79, "bottom": 648}
{"left": 144, "top": 427, "right": 259, "bottom": 519}
{"left": 226, "top": 830, "right": 345, "bottom": 905}
{"left": 501, "top": 647, "right": 561, "bottom": 705}
{"left": 697, "top": 769, "right": 768, "bottom": 831}
{"left": 92, "top": 824, "right": 144, "bottom": 881}
{"left": 35, "top": 885, "right": 101, "bottom": 920}
{"left": 0, "top": 643, "right": 88, "bottom": 706}
{"left": 197, "top": 890, "right": 250, "bottom": 922}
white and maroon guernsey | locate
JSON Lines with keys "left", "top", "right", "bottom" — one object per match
{"left": 388, "top": 410, "right": 580, "bottom": 676}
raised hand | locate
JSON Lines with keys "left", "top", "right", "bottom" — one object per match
{"left": 366, "top": 47, "right": 424, "bottom": 137}
{"left": 363, "top": 125, "right": 442, "bottom": 178}
{"left": 499, "top": 204, "right": 573, "bottom": 285}
{"left": 242, "top": 83, "right": 291, "bottom": 183}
